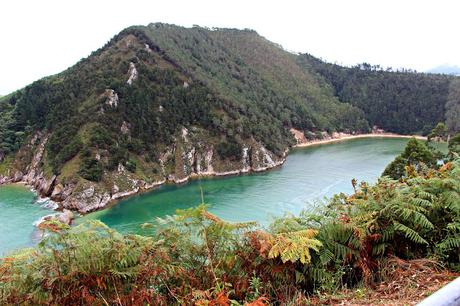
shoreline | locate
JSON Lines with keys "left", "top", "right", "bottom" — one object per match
{"left": 293, "top": 133, "right": 427, "bottom": 148}
{"left": 100, "top": 160, "right": 287, "bottom": 212}
{"left": 1, "top": 133, "right": 425, "bottom": 216}
{"left": 76, "top": 133, "right": 422, "bottom": 213}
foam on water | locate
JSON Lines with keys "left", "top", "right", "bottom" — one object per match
{"left": 37, "top": 198, "right": 59, "bottom": 210}
{"left": 32, "top": 213, "right": 58, "bottom": 227}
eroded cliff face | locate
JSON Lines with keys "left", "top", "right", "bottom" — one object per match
{"left": 0, "top": 129, "right": 287, "bottom": 214}
{"left": 0, "top": 132, "right": 57, "bottom": 197}
{"left": 0, "top": 30, "right": 296, "bottom": 214}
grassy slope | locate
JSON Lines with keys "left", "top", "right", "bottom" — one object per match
{"left": 142, "top": 24, "right": 368, "bottom": 135}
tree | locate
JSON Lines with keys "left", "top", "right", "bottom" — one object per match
{"left": 79, "top": 148, "right": 103, "bottom": 182}
{"left": 446, "top": 79, "right": 460, "bottom": 133}
{"left": 448, "top": 133, "right": 460, "bottom": 156}
{"left": 383, "top": 138, "right": 437, "bottom": 179}
{"left": 428, "top": 122, "right": 448, "bottom": 141}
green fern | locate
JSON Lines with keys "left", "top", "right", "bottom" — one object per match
{"left": 437, "top": 237, "right": 460, "bottom": 250}
{"left": 393, "top": 221, "right": 428, "bottom": 245}
{"left": 268, "top": 229, "right": 323, "bottom": 264}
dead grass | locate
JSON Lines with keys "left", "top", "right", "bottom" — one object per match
{"left": 311, "top": 257, "right": 459, "bottom": 305}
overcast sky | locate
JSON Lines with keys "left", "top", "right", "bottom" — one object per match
{"left": 1, "top": 0, "right": 459, "bottom": 95}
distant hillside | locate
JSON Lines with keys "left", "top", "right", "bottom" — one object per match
{"left": 300, "top": 54, "right": 453, "bottom": 134}
{"left": 427, "top": 64, "right": 460, "bottom": 75}
{"left": 0, "top": 23, "right": 456, "bottom": 212}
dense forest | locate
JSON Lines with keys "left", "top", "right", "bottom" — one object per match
{"left": 1, "top": 140, "right": 459, "bottom": 305}
{"left": 0, "top": 23, "right": 458, "bottom": 209}
{"left": 0, "top": 24, "right": 370, "bottom": 187}
{"left": 299, "top": 54, "right": 455, "bottom": 134}
{"left": 1, "top": 23, "right": 460, "bottom": 304}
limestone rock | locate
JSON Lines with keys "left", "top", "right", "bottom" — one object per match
{"left": 13, "top": 171, "right": 23, "bottom": 182}
{"left": 127, "top": 62, "right": 138, "bottom": 85}
{"left": 121, "top": 121, "right": 130, "bottom": 135}
{"left": 104, "top": 89, "right": 119, "bottom": 108}
{"left": 50, "top": 183, "right": 72, "bottom": 202}
{"left": 57, "top": 209, "right": 74, "bottom": 225}
{"left": 62, "top": 184, "right": 112, "bottom": 213}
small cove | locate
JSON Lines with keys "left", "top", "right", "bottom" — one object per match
{"left": 0, "top": 137, "right": 417, "bottom": 255}
{"left": 78, "top": 138, "right": 411, "bottom": 233}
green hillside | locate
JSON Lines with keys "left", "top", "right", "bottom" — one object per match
{"left": 299, "top": 53, "right": 453, "bottom": 134}
{"left": 0, "top": 23, "right": 457, "bottom": 212}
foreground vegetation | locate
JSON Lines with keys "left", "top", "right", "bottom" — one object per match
{"left": 1, "top": 139, "right": 459, "bottom": 305}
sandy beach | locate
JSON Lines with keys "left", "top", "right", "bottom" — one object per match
{"left": 293, "top": 133, "right": 427, "bottom": 148}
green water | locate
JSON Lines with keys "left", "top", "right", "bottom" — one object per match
{"left": 0, "top": 138, "right": 418, "bottom": 255}
{"left": 0, "top": 185, "right": 53, "bottom": 255}
{"left": 79, "top": 138, "right": 411, "bottom": 233}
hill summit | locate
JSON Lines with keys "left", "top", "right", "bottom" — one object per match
{"left": 0, "top": 23, "right": 456, "bottom": 212}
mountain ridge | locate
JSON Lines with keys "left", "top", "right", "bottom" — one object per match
{"left": 427, "top": 64, "right": 460, "bottom": 75}
{"left": 0, "top": 23, "right": 457, "bottom": 212}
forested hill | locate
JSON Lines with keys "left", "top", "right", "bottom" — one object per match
{"left": 299, "top": 53, "right": 455, "bottom": 134}
{"left": 0, "top": 23, "right": 457, "bottom": 212}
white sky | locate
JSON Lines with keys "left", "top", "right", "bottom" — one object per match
{"left": 1, "top": 0, "right": 459, "bottom": 95}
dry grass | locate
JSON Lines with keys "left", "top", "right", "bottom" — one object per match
{"left": 311, "top": 257, "right": 459, "bottom": 305}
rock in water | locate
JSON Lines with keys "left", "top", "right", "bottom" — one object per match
{"left": 57, "top": 209, "right": 74, "bottom": 225}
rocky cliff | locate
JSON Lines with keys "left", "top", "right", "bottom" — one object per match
{"left": 0, "top": 128, "right": 286, "bottom": 213}
{"left": 2, "top": 23, "right": 444, "bottom": 214}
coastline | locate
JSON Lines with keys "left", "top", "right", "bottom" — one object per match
{"left": 102, "top": 158, "right": 287, "bottom": 209}
{"left": 78, "top": 133, "right": 421, "bottom": 212}
{"left": 1, "top": 132, "right": 424, "bottom": 216}
{"left": 293, "top": 133, "right": 427, "bottom": 148}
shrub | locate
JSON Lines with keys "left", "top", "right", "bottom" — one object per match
{"left": 215, "top": 138, "right": 242, "bottom": 160}
{"left": 125, "top": 158, "right": 137, "bottom": 172}
{"left": 1, "top": 148, "right": 459, "bottom": 304}
{"left": 79, "top": 149, "right": 103, "bottom": 181}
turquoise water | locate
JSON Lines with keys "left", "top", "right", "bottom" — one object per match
{"left": 79, "top": 138, "right": 410, "bottom": 233}
{"left": 0, "top": 138, "right": 413, "bottom": 255}
{"left": 0, "top": 185, "right": 53, "bottom": 255}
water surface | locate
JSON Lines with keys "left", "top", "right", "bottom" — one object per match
{"left": 0, "top": 185, "right": 51, "bottom": 255}
{"left": 1, "top": 138, "right": 416, "bottom": 255}
{"left": 80, "top": 138, "right": 410, "bottom": 233}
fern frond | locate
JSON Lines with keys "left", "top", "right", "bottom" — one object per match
{"left": 394, "top": 207, "right": 433, "bottom": 229}
{"left": 318, "top": 247, "right": 334, "bottom": 265}
{"left": 443, "top": 191, "right": 460, "bottom": 211}
{"left": 437, "top": 237, "right": 460, "bottom": 250}
{"left": 393, "top": 222, "right": 428, "bottom": 244}
{"left": 409, "top": 197, "right": 432, "bottom": 208}
{"left": 447, "top": 222, "right": 460, "bottom": 233}
{"left": 268, "top": 229, "right": 322, "bottom": 264}
{"left": 372, "top": 242, "right": 387, "bottom": 256}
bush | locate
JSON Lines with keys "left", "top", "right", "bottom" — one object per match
{"left": 215, "top": 138, "right": 242, "bottom": 160}
{"left": 2, "top": 154, "right": 459, "bottom": 304}
{"left": 449, "top": 133, "right": 460, "bottom": 156}
{"left": 79, "top": 149, "right": 103, "bottom": 181}
{"left": 51, "top": 137, "right": 83, "bottom": 173}
{"left": 125, "top": 158, "right": 137, "bottom": 172}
